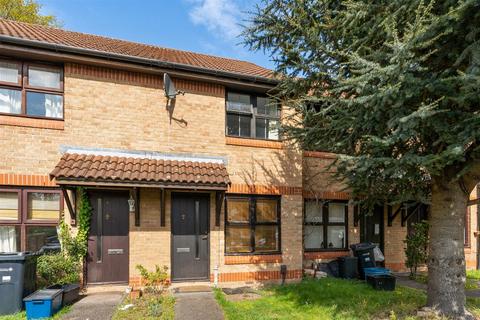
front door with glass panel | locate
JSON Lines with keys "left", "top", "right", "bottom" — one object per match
{"left": 171, "top": 193, "right": 210, "bottom": 281}
{"left": 87, "top": 190, "right": 129, "bottom": 284}
{"left": 360, "top": 205, "right": 384, "bottom": 252}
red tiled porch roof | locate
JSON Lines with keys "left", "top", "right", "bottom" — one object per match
{"left": 0, "top": 19, "right": 274, "bottom": 81}
{"left": 50, "top": 153, "right": 230, "bottom": 189}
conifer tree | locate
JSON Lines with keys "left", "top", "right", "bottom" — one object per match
{"left": 244, "top": 1, "right": 480, "bottom": 318}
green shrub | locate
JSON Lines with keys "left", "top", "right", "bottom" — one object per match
{"left": 37, "top": 253, "right": 80, "bottom": 288}
{"left": 136, "top": 264, "right": 169, "bottom": 293}
{"left": 404, "top": 221, "right": 429, "bottom": 277}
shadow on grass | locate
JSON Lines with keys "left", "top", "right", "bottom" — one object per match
{"left": 216, "top": 278, "right": 426, "bottom": 320}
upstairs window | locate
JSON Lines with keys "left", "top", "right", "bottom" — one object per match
{"left": 226, "top": 91, "right": 280, "bottom": 140}
{"left": 0, "top": 59, "right": 63, "bottom": 119}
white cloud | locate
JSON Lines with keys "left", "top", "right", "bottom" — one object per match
{"left": 187, "top": 0, "right": 243, "bottom": 41}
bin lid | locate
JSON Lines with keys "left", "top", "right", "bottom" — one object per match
{"left": 0, "top": 252, "right": 35, "bottom": 261}
{"left": 23, "top": 289, "right": 63, "bottom": 301}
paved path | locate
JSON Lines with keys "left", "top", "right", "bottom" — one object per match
{"left": 174, "top": 291, "right": 224, "bottom": 320}
{"left": 61, "top": 291, "right": 124, "bottom": 320}
{"left": 395, "top": 273, "right": 480, "bottom": 298}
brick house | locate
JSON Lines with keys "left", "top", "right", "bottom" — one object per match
{"left": 0, "top": 19, "right": 477, "bottom": 286}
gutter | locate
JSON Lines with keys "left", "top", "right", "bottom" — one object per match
{"left": 0, "top": 35, "right": 279, "bottom": 85}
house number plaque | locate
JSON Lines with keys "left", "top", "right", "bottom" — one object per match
{"left": 177, "top": 248, "right": 190, "bottom": 253}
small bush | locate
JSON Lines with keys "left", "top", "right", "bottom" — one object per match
{"left": 136, "top": 264, "right": 169, "bottom": 294}
{"left": 404, "top": 221, "right": 429, "bottom": 277}
{"left": 37, "top": 253, "right": 80, "bottom": 288}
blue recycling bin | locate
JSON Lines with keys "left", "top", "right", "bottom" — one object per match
{"left": 363, "top": 267, "right": 391, "bottom": 280}
{"left": 24, "top": 289, "right": 63, "bottom": 320}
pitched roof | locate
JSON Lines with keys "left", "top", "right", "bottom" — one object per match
{"left": 0, "top": 19, "right": 274, "bottom": 81}
{"left": 50, "top": 153, "right": 230, "bottom": 189}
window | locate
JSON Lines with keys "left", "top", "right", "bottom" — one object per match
{"left": 465, "top": 206, "right": 471, "bottom": 247}
{"left": 0, "top": 188, "right": 62, "bottom": 253}
{"left": 225, "top": 196, "right": 280, "bottom": 254}
{"left": 304, "top": 200, "right": 348, "bottom": 250}
{"left": 226, "top": 91, "right": 280, "bottom": 140}
{"left": 0, "top": 59, "right": 63, "bottom": 119}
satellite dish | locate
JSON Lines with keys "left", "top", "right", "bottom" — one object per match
{"left": 163, "top": 73, "right": 184, "bottom": 100}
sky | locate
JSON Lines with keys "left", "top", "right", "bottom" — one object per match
{"left": 38, "top": 0, "right": 274, "bottom": 70}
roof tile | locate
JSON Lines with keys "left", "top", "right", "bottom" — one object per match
{"left": 0, "top": 19, "right": 274, "bottom": 80}
{"left": 50, "top": 153, "right": 230, "bottom": 188}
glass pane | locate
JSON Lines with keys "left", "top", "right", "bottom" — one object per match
{"left": 28, "top": 66, "right": 61, "bottom": 89}
{"left": 26, "top": 226, "right": 58, "bottom": 252}
{"left": 0, "top": 88, "right": 21, "bottom": 114}
{"left": 0, "top": 61, "right": 20, "bottom": 83}
{"left": 225, "top": 226, "right": 251, "bottom": 253}
{"left": 227, "top": 199, "right": 250, "bottom": 222}
{"left": 256, "top": 199, "right": 277, "bottom": 222}
{"left": 304, "top": 225, "right": 323, "bottom": 249}
{"left": 227, "top": 92, "right": 252, "bottom": 113}
{"left": 239, "top": 115, "right": 251, "bottom": 137}
{"left": 305, "top": 201, "right": 322, "bottom": 223}
{"left": 0, "top": 192, "right": 19, "bottom": 220}
{"left": 27, "top": 192, "right": 60, "bottom": 220}
{"left": 257, "top": 97, "right": 279, "bottom": 117}
{"left": 26, "top": 92, "right": 63, "bottom": 118}
{"left": 255, "top": 118, "right": 266, "bottom": 139}
{"left": 327, "top": 226, "right": 346, "bottom": 249}
{"left": 0, "top": 226, "right": 20, "bottom": 253}
{"left": 227, "top": 113, "right": 239, "bottom": 136}
{"left": 267, "top": 119, "right": 279, "bottom": 140}
{"left": 328, "top": 203, "right": 346, "bottom": 223}
{"left": 255, "top": 225, "right": 278, "bottom": 252}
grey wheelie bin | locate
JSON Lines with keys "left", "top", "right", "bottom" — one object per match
{"left": 0, "top": 252, "right": 38, "bottom": 315}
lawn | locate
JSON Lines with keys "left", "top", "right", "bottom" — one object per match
{"left": 112, "top": 293, "right": 175, "bottom": 320}
{"left": 413, "top": 270, "right": 480, "bottom": 290}
{"left": 215, "top": 278, "right": 480, "bottom": 320}
{"left": 0, "top": 306, "right": 71, "bottom": 320}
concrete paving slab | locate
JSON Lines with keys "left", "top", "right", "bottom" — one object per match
{"left": 174, "top": 291, "right": 224, "bottom": 320}
{"left": 61, "top": 291, "right": 124, "bottom": 320}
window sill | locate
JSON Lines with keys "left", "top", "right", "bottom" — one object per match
{"left": 224, "top": 254, "right": 283, "bottom": 265}
{"left": 226, "top": 136, "right": 282, "bottom": 149}
{"left": 0, "top": 114, "right": 64, "bottom": 130}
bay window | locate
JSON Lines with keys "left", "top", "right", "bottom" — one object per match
{"left": 0, "top": 188, "right": 62, "bottom": 253}
{"left": 225, "top": 196, "right": 280, "bottom": 254}
{"left": 226, "top": 91, "right": 280, "bottom": 140}
{"left": 0, "top": 59, "right": 63, "bottom": 119}
{"left": 304, "top": 200, "right": 348, "bottom": 250}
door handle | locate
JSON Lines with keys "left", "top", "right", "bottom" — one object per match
{"left": 201, "top": 235, "right": 208, "bottom": 240}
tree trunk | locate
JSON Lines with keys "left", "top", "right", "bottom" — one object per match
{"left": 427, "top": 178, "right": 472, "bottom": 319}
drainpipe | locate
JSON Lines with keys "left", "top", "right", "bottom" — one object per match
{"left": 477, "top": 185, "right": 480, "bottom": 270}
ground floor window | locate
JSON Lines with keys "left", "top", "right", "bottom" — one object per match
{"left": 0, "top": 187, "right": 61, "bottom": 252}
{"left": 304, "top": 200, "right": 348, "bottom": 250}
{"left": 225, "top": 195, "right": 281, "bottom": 254}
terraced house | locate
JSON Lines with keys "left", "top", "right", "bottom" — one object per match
{"left": 0, "top": 19, "right": 478, "bottom": 286}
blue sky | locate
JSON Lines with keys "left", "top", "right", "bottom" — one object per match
{"left": 38, "top": 0, "right": 274, "bottom": 69}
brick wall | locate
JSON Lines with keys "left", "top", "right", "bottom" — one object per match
{"left": 0, "top": 62, "right": 304, "bottom": 284}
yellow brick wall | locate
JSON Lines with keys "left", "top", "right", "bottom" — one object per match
{"left": 0, "top": 63, "right": 304, "bottom": 283}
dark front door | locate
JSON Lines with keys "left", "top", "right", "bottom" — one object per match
{"left": 87, "top": 190, "right": 129, "bottom": 284}
{"left": 360, "top": 205, "right": 384, "bottom": 252}
{"left": 171, "top": 193, "right": 210, "bottom": 281}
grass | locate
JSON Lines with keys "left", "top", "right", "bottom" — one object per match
{"left": 215, "top": 278, "right": 427, "bottom": 320}
{"left": 413, "top": 271, "right": 480, "bottom": 290}
{"left": 215, "top": 278, "right": 480, "bottom": 320}
{"left": 0, "top": 306, "right": 71, "bottom": 320}
{"left": 112, "top": 293, "right": 175, "bottom": 320}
